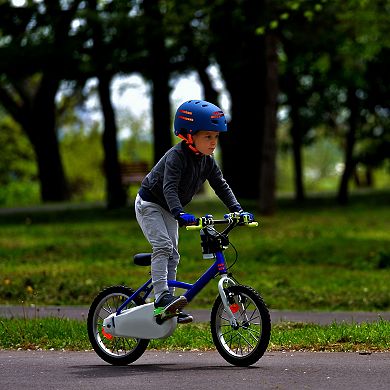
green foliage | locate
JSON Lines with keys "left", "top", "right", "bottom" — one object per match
{"left": 0, "top": 115, "right": 37, "bottom": 185}
{"left": 60, "top": 126, "right": 105, "bottom": 201}
{"left": 1, "top": 0, "right": 389, "bottom": 208}
{"left": 277, "top": 137, "right": 344, "bottom": 192}
{"left": 117, "top": 107, "right": 153, "bottom": 163}
{"left": 0, "top": 181, "right": 40, "bottom": 206}
{"left": 0, "top": 114, "right": 39, "bottom": 205}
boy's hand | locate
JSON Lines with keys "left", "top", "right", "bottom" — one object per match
{"left": 224, "top": 211, "right": 254, "bottom": 223}
{"left": 239, "top": 211, "right": 254, "bottom": 223}
{"left": 176, "top": 212, "right": 197, "bottom": 227}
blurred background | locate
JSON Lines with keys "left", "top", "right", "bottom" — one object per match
{"left": 1, "top": 0, "right": 389, "bottom": 214}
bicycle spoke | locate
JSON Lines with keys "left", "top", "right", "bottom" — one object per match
{"left": 238, "top": 330, "right": 255, "bottom": 350}
{"left": 219, "top": 313, "right": 231, "bottom": 322}
{"left": 102, "top": 305, "right": 113, "bottom": 315}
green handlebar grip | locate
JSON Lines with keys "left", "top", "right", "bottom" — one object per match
{"left": 247, "top": 222, "right": 259, "bottom": 227}
{"left": 186, "top": 225, "right": 202, "bottom": 231}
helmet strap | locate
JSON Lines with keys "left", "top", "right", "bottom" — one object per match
{"left": 178, "top": 134, "right": 201, "bottom": 155}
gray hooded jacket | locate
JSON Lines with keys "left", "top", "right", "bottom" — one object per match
{"left": 138, "top": 141, "right": 241, "bottom": 217}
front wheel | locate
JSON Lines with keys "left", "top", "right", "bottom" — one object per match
{"left": 210, "top": 285, "right": 271, "bottom": 366}
{"left": 87, "top": 285, "right": 149, "bottom": 365}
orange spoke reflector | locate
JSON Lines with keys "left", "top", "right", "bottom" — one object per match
{"left": 102, "top": 328, "right": 113, "bottom": 340}
{"left": 230, "top": 303, "right": 239, "bottom": 313}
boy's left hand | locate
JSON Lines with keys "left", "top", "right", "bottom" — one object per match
{"left": 239, "top": 211, "right": 254, "bottom": 223}
{"left": 224, "top": 211, "right": 254, "bottom": 223}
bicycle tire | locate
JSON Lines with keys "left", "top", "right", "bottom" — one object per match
{"left": 87, "top": 285, "right": 149, "bottom": 365}
{"left": 210, "top": 285, "right": 271, "bottom": 367}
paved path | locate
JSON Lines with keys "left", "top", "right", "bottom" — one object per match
{"left": 1, "top": 305, "right": 389, "bottom": 325}
{"left": 1, "top": 350, "right": 389, "bottom": 390}
{"left": 1, "top": 305, "right": 389, "bottom": 389}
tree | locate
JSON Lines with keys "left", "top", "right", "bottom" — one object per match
{"left": 277, "top": 0, "right": 390, "bottom": 204}
{"left": 84, "top": 1, "right": 127, "bottom": 208}
{"left": 141, "top": 1, "right": 173, "bottom": 163}
{"left": 259, "top": 31, "right": 278, "bottom": 214}
{"left": 333, "top": 0, "right": 390, "bottom": 204}
{"left": 0, "top": 1, "right": 84, "bottom": 202}
{"left": 209, "top": 0, "right": 268, "bottom": 201}
{"left": 278, "top": 2, "right": 338, "bottom": 202}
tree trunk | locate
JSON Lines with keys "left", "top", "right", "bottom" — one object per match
{"left": 0, "top": 0, "right": 84, "bottom": 203}
{"left": 196, "top": 64, "right": 220, "bottom": 104}
{"left": 98, "top": 74, "right": 127, "bottom": 209}
{"left": 86, "top": 0, "right": 127, "bottom": 208}
{"left": 259, "top": 32, "right": 278, "bottom": 215}
{"left": 24, "top": 75, "right": 70, "bottom": 202}
{"left": 211, "top": 0, "right": 267, "bottom": 200}
{"left": 290, "top": 107, "right": 305, "bottom": 203}
{"left": 143, "top": 1, "right": 172, "bottom": 163}
{"left": 150, "top": 77, "right": 172, "bottom": 163}
{"left": 337, "top": 87, "right": 358, "bottom": 205}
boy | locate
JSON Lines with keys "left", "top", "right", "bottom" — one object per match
{"left": 135, "top": 99, "right": 253, "bottom": 323}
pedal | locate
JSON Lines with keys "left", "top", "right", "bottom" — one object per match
{"left": 154, "top": 307, "right": 179, "bottom": 325}
{"left": 153, "top": 295, "right": 187, "bottom": 324}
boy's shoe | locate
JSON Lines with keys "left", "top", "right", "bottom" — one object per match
{"left": 177, "top": 311, "right": 193, "bottom": 324}
{"left": 154, "top": 292, "right": 187, "bottom": 316}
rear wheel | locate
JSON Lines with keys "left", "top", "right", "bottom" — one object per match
{"left": 87, "top": 285, "right": 149, "bottom": 365}
{"left": 210, "top": 285, "right": 271, "bottom": 366}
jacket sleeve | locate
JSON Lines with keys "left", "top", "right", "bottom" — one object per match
{"left": 207, "top": 158, "right": 242, "bottom": 212}
{"left": 162, "top": 150, "right": 186, "bottom": 217}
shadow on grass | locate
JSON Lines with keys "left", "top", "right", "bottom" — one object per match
{"left": 0, "top": 203, "right": 135, "bottom": 225}
{"left": 0, "top": 189, "right": 389, "bottom": 225}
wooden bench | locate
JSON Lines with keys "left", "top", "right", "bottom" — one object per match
{"left": 119, "top": 161, "right": 149, "bottom": 187}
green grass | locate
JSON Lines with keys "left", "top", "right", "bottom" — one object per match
{"left": 0, "top": 317, "right": 388, "bottom": 352}
{"left": 0, "top": 191, "right": 389, "bottom": 311}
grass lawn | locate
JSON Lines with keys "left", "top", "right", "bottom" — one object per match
{"left": 1, "top": 317, "right": 389, "bottom": 352}
{"left": 0, "top": 191, "right": 389, "bottom": 311}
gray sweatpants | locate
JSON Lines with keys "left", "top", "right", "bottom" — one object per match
{"left": 134, "top": 194, "right": 180, "bottom": 299}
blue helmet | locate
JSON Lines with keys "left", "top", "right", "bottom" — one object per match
{"left": 174, "top": 100, "right": 227, "bottom": 136}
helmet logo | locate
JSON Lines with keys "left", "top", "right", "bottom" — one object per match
{"left": 210, "top": 111, "right": 224, "bottom": 119}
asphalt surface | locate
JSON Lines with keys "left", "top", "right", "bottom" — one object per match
{"left": 1, "top": 304, "right": 390, "bottom": 325}
{"left": 1, "top": 306, "right": 389, "bottom": 389}
{"left": 1, "top": 350, "right": 389, "bottom": 390}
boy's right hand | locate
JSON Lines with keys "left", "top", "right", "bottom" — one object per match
{"left": 176, "top": 212, "right": 197, "bottom": 227}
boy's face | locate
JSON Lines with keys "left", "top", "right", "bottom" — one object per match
{"left": 192, "top": 131, "right": 219, "bottom": 155}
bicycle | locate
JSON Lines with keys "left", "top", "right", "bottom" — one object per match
{"left": 87, "top": 213, "right": 271, "bottom": 367}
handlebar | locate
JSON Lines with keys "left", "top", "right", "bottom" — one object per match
{"left": 186, "top": 216, "right": 259, "bottom": 231}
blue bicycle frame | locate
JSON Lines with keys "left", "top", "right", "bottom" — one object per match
{"left": 116, "top": 251, "right": 228, "bottom": 315}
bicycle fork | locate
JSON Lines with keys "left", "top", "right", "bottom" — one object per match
{"left": 218, "top": 274, "right": 239, "bottom": 329}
